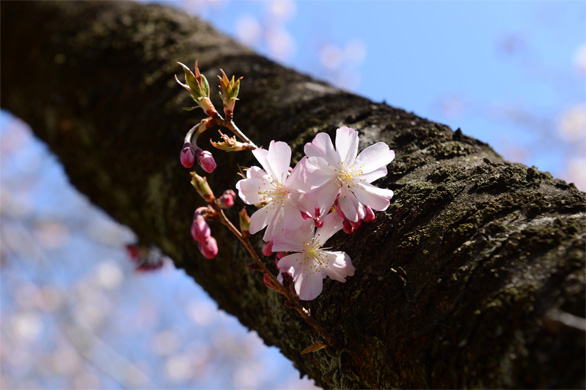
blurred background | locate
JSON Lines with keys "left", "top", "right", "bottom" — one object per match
{"left": 1, "top": 1, "right": 584, "bottom": 388}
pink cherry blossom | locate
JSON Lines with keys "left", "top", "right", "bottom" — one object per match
{"left": 235, "top": 141, "right": 312, "bottom": 241}
{"left": 304, "top": 126, "right": 395, "bottom": 222}
{"left": 272, "top": 213, "right": 355, "bottom": 301}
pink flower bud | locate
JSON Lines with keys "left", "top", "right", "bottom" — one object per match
{"left": 198, "top": 237, "right": 218, "bottom": 259}
{"left": 196, "top": 150, "right": 217, "bottom": 173}
{"left": 363, "top": 206, "right": 376, "bottom": 222}
{"left": 276, "top": 252, "right": 287, "bottom": 259}
{"left": 343, "top": 220, "right": 354, "bottom": 234}
{"left": 301, "top": 211, "right": 312, "bottom": 220}
{"left": 350, "top": 220, "right": 362, "bottom": 230}
{"left": 263, "top": 274, "right": 280, "bottom": 291}
{"left": 262, "top": 241, "right": 273, "bottom": 256}
{"left": 180, "top": 142, "right": 195, "bottom": 168}
{"left": 217, "top": 189, "right": 236, "bottom": 208}
{"left": 191, "top": 213, "right": 211, "bottom": 243}
{"left": 334, "top": 199, "right": 346, "bottom": 220}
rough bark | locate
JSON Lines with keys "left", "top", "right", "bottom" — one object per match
{"left": 1, "top": 1, "right": 584, "bottom": 388}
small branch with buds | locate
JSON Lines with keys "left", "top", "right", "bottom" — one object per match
{"left": 176, "top": 61, "right": 336, "bottom": 352}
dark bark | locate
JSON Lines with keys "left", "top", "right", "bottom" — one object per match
{"left": 2, "top": 1, "right": 584, "bottom": 388}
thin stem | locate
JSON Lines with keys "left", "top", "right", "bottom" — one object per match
{"left": 225, "top": 119, "right": 257, "bottom": 149}
{"left": 184, "top": 123, "right": 201, "bottom": 144}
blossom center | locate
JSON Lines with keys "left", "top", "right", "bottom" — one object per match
{"left": 301, "top": 240, "right": 328, "bottom": 274}
{"left": 335, "top": 163, "right": 364, "bottom": 188}
{"left": 258, "top": 181, "right": 289, "bottom": 205}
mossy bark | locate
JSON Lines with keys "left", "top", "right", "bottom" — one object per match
{"left": 2, "top": 1, "right": 584, "bottom": 388}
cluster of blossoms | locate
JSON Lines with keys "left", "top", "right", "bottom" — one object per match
{"left": 175, "top": 61, "right": 394, "bottom": 304}
{"left": 236, "top": 126, "right": 395, "bottom": 300}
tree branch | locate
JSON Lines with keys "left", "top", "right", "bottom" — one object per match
{"left": 1, "top": 1, "right": 584, "bottom": 388}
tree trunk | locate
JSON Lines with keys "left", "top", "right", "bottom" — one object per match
{"left": 1, "top": 1, "right": 584, "bottom": 388}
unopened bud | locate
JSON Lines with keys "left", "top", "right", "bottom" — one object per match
{"left": 180, "top": 143, "right": 195, "bottom": 168}
{"left": 334, "top": 199, "right": 346, "bottom": 220}
{"left": 196, "top": 149, "right": 217, "bottom": 173}
{"left": 263, "top": 274, "right": 280, "bottom": 291}
{"left": 363, "top": 206, "right": 376, "bottom": 222}
{"left": 350, "top": 220, "right": 362, "bottom": 230}
{"left": 239, "top": 207, "right": 251, "bottom": 237}
{"left": 217, "top": 189, "right": 236, "bottom": 209}
{"left": 218, "top": 69, "right": 242, "bottom": 119}
{"left": 198, "top": 237, "right": 218, "bottom": 259}
{"left": 176, "top": 61, "right": 218, "bottom": 116}
{"left": 301, "top": 211, "right": 312, "bottom": 220}
{"left": 276, "top": 252, "right": 287, "bottom": 259}
{"left": 190, "top": 172, "right": 215, "bottom": 203}
{"left": 262, "top": 241, "right": 273, "bottom": 256}
{"left": 343, "top": 220, "right": 354, "bottom": 234}
{"left": 191, "top": 213, "right": 211, "bottom": 243}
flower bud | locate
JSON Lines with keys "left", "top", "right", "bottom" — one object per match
{"left": 263, "top": 274, "right": 280, "bottom": 292}
{"left": 343, "top": 220, "right": 354, "bottom": 234}
{"left": 217, "top": 189, "right": 236, "bottom": 209}
{"left": 350, "top": 220, "right": 362, "bottom": 230}
{"left": 190, "top": 172, "right": 215, "bottom": 203}
{"left": 334, "top": 199, "right": 346, "bottom": 220}
{"left": 191, "top": 213, "right": 211, "bottom": 243}
{"left": 176, "top": 61, "right": 218, "bottom": 117}
{"left": 198, "top": 237, "right": 218, "bottom": 259}
{"left": 262, "top": 241, "right": 273, "bottom": 256}
{"left": 180, "top": 142, "right": 195, "bottom": 168}
{"left": 196, "top": 149, "right": 217, "bottom": 173}
{"left": 218, "top": 69, "right": 243, "bottom": 119}
{"left": 363, "top": 206, "right": 376, "bottom": 222}
{"left": 239, "top": 207, "right": 251, "bottom": 238}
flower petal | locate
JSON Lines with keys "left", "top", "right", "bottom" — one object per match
{"left": 264, "top": 205, "right": 285, "bottom": 241}
{"left": 272, "top": 219, "right": 314, "bottom": 252}
{"left": 358, "top": 166, "right": 387, "bottom": 183}
{"left": 305, "top": 157, "right": 336, "bottom": 186}
{"left": 335, "top": 126, "right": 359, "bottom": 166}
{"left": 338, "top": 186, "right": 360, "bottom": 222}
{"left": 306, "top": 181, "right": 340, "bottom": 217}
{"left": 236, "top": 177, "right": 269, "bottom": 205}
{"left": 249, "top": 206, "right": 273, "bottom": 235}
{"left": 267, "top": 141, "right": 292, "bottom": 183}
{"left": 315, "top": 212, "right": 343, "bottom": 246}
{"left": 304, "top": 132, "right": 338, "bottom": 163}
{"left": 353, "top": 182, "right": 394, "bottom": 211}
{"left": 252, "top": 147, "right": 275, "bottom": 178}
{"left": 322, "top": 251, "right": 354, "bottom": 282}
{"left": 356, "top": 143, "right": 395, "bottom": 174}
{"left": 295, "top": 268, "right": 324, "bottom": 301}
{"left": 277, "top": 253, "right": 304, "bottom": 271}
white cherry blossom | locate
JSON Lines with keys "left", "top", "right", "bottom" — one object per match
{"left": 236, "top": 141, "right": 312, "bottom": 241}
{"left": 304, "top": 126, "right": 395, "bottom": 222}
{"left": 273, "top": 213, "right": 355, "bottom": 301}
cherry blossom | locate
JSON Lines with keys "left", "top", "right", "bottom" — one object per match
{"left": 304, "top": 126, "right": 395, "bottom": 222}
{"left": 272, "top": 213, "right": 355, "bottom": 301}
{"left": 236, "top": 141, "right": 312, "bottom": 241}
